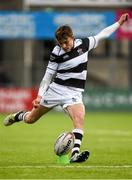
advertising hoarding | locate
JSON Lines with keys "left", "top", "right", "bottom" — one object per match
{"left": 0, "top": 11, "right": 115, "bottom": 39}
{"left": 116, "top": 9, "right": 132, "bottom": 39}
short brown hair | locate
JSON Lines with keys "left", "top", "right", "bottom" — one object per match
{"left": 55, "top": 25, "right": 73, "bottom": 43}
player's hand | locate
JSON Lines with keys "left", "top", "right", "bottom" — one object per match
{"left": 32, "top": 96, "right": 42, "bottom": 108}
{"left": 118, "top": 13, "right": 129, "bottom": 26}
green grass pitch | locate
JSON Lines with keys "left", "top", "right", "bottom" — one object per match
{"left": 0, "top": 112, "right": 132, "bottom": 179}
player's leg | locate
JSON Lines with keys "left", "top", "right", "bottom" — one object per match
{"left": 3, "top": 84, "right": 60, "bottom": 126}
{"left": 22, "top": 105, "right": 52, "bottom": 124}
{"left": 66, "top": 103, "right": 90, "bottom": 163}
{"left": 67, "top": 103, "right": 85, "bottom": 129}
{"left": 4, "top": 105, "right": 51, "bottom": 126}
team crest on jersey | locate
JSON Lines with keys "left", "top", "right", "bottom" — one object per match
{"left": 77, "top": 48, "right": 83, "bottom": 55}
{"left": 63, "top": 54, "right": 69, "bottom": 59}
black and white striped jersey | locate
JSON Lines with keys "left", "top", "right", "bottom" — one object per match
{"left": 47, "top": 36, "right": 97, "bottom": 92}
{"left": 38, "top": 22, "right": 119, "bottom": 97}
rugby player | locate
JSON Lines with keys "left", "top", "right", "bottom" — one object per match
{"left": 4, "top": 13, "right": 129, "bottom": 163}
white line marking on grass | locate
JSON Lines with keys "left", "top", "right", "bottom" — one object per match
{"left": 0, "top": 165, "right": 132, "bottom": 169}
{"left": 0, "top": 179, "right": 132, "bottom": 180}
{"left": 89, "top": 130, "right": 132, "bottom": 136}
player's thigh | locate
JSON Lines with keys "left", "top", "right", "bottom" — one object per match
{"left": 26, "top": 105, "right": 51, "bottom": 123}
{"left": 66, "top": 103, "right": 85, "bottom": 129}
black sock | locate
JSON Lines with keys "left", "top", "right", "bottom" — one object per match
{"left": 71, "top": 128, "right": 84, "bottom": 157}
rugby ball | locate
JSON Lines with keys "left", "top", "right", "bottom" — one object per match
{"left": 54, "top": 132, "right": 75, "bottom": 156}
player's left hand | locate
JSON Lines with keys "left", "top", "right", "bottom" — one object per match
{"left": 32, "top": 96, "right": 42, "bottom": 108}
{"left": 118, "top": 13, "right": 129, "bottom": 26}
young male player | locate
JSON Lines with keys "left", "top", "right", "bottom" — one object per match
{"left": 4, "top": 13, "right": 129, "bottom": 163}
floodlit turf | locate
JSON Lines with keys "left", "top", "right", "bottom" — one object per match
{"left": 0, "top": 112, "right": 132, "bottom": 179}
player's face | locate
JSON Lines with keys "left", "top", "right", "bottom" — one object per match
{"left": 58, "top": 37, "right": 74, "bottom": 52}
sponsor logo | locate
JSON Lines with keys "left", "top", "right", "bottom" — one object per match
{"left": 62, "top": 139, "right": 72, "bottom": 153}
{"left": 77, "top": 48, "right": 83, "bottom": 55}
{"left": 72, "top": 98, "right": 77, "bottom": 102}
{"left": 50, "top": 55, "right": 56, "bottom": 61}
{"left": 44, "top": 100, "right": 48, "bottom": 104}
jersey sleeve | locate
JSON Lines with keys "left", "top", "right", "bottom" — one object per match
{"left": 88, "top": 36, "right": 98, "bottom": 51}
{"left": 88, "top": 22, "right": 120, "bottom": 51}
{"left": 46, "top": 46, "right": 60, "bottom": 74}
{"left": 38, "top": 70, "right": 53, "bottom": 97}
{"left": 47, "top": 58, "right": 58, "bottom": 74}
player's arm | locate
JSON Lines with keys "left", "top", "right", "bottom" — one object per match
{"left": 38, "top": 70, "right": 54, "bottom": 97}
{"left": 33, "top": 69, "right": 55, "bottom": 108}
{"left": 33, "top": 48, "right": 59, "bottom": 108}
{"left": 95, "top": 13, "right": 129, "bottom": 41}
{"left": 89, "top": 13, "right": 129, "bottom": 50}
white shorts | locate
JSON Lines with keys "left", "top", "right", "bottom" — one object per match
{"left": 40, "top": 82, "right": 83, "bottom": 109}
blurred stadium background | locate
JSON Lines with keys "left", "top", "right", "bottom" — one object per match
{"left": 0, "top": 0, "right": 132, "bottom": 113}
